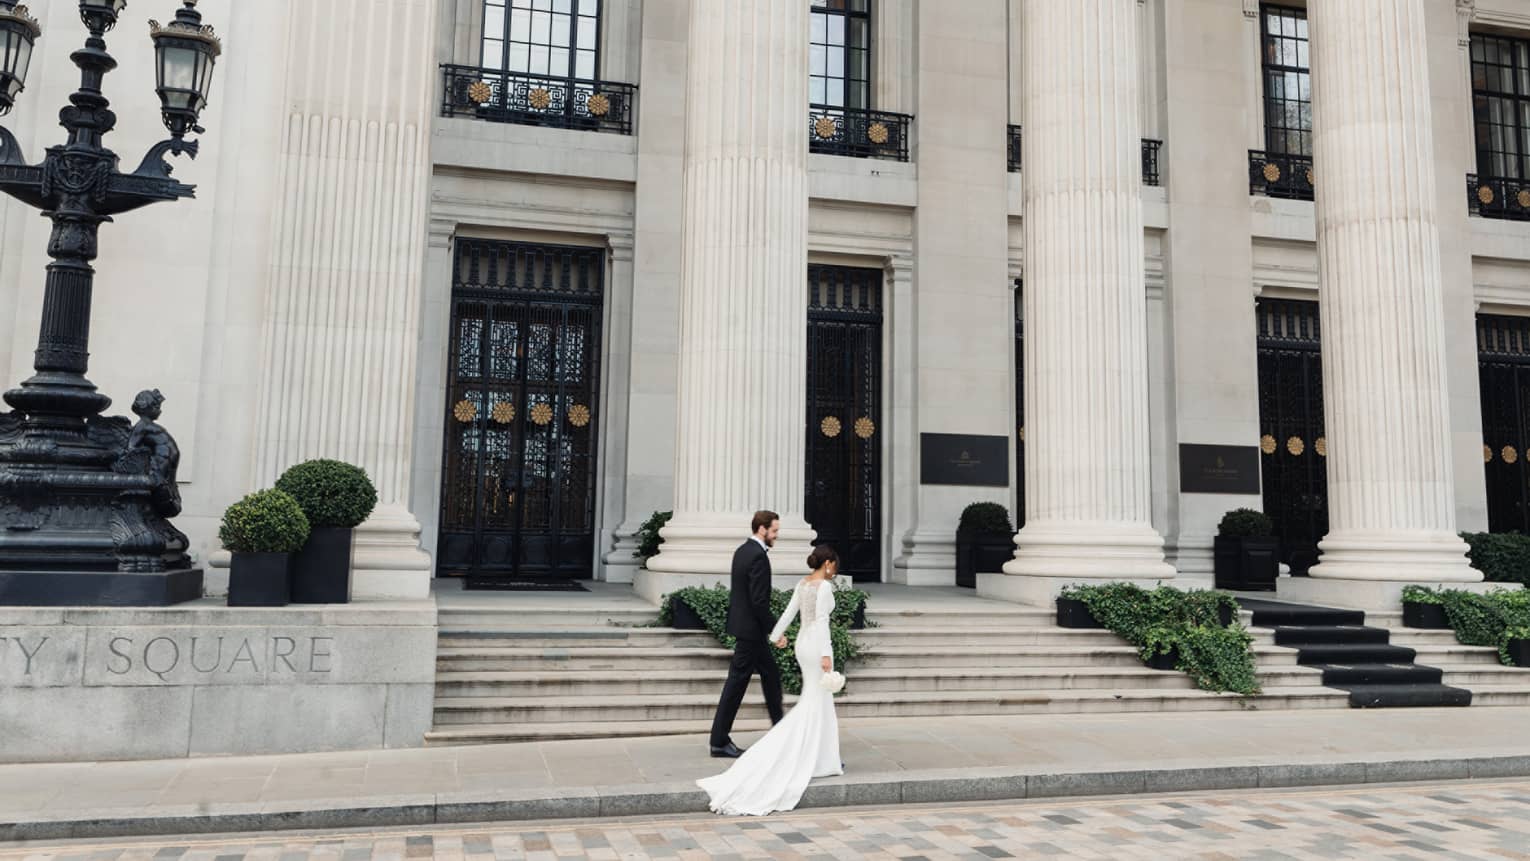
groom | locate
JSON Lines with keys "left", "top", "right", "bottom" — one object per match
{"left": 708, "top": 510, "right": 787, "bottom": 757}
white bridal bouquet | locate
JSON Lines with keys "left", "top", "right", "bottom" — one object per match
{"left": 819, "top": 670, "right": 846, "bottom": 694}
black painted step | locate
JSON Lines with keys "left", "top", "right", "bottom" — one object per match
{"left": 1271, "top": 625, "right": 1391, "bottom": 647}
{"left": 1294, "top": 643, "right": 1418, "bottom": 665}
{"left": 1310, "top": 663, "right": 1443, "bottom": 686}
{"left": 1239, "top": 598, "right": 1366, "bottom": 627}
{"left": 1339, "top": 683, "right": 1472, "bottom": 708}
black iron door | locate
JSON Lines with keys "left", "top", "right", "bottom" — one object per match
{"left": 1478, "top": 314, "right": 1530, "bottom": 532}
{"left": 1015, "top": 279, "right": 1026, "bottom": 529}
{"left": 438, "top": 239, "right": 603, "bottom": 585}
{"left": 1255, "top": 298, "right": 1328, "bottom": 575}
{"left": 806, "top": 265, "right": 883, "bottom": 582}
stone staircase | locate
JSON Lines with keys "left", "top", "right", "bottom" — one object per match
{"left": 425, "top": 595, "right": 1288, "bottom": 746}
{"left": 424, "top": 591, "right": 1530, "bottom": 746}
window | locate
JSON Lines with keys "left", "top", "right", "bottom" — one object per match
{"left": 1260, "top": 4, "right": 1311, "bottom": 156}
{"left": 810, "top": 0, "right": 870, "bottom": 110}
{"left": 482, "top": 0, "right": 599, "bottom": 80}
{"left": 1472, "top": 33, "right": 1530, "bottom": 179}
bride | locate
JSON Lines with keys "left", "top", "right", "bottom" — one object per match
{"left": 697, "top": 545, "right": 845, "bottom": 816}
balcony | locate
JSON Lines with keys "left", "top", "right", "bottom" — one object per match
{"left": 809, "top": 106, "right": 912, "bottom": 162}
{"left": 1248, "top": 150, "right": 1314, "bottom": 201}
{"left": 1006, "top": 125, "right": 1164, "bottom": 187}
{"left": 1468, "top": 174, "right": 1530, "bottom": 222}
{"left": 440, "top": 64, "right": 636, "bottom": 135}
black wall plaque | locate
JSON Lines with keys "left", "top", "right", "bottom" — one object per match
{"left": 920, "top": 434, "right": 1010, "bottom": 487}
{"left": 1179, "top": 444, "right": 1261, "bottom": 494}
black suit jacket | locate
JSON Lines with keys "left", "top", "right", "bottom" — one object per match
{"left": 725, "top": 539, "right": 775, "bottom": 641}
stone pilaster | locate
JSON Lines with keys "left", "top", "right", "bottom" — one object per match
{"left": 984, "top": 0, "right": 1174, "bottom": 605}
{"left": 1289, "top": 0, "right": 1477, "bottom": 598}
{"left": 245, "top": 0, "right": 438, "bottom": 599}
{"left": 638, "top": 0, "right": 815, "bottom": 597}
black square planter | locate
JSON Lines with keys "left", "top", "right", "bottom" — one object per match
{"left": 228, "top": 552, "right": 292, "bottom": 607}
{"left": 1402, "top": 601, "right": 1451, "bottom": 629}
{"left": 955, "top": 530, "right": 1014, "bottom": 589}
{"left": 1144, "top": 647, "right": 1180, "bottom": 671}
{"left": 1506, "top": 638, "right": 1530, "bottom": 668}
{"left": 848, "top": 602, "right": 867, "bottom": 630}
{"left": 1056, "top": 597, "right": 1103, "bottom": 629}
{"left": 292, "top": 527, "right": 354, "bottom": 604}
{"left": 670, "top": 596, "right": 706, "bottom": 630}
{"left": 1213, "top": 535, "right": 1279, "bottom": 591}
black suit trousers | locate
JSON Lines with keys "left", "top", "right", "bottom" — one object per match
{"left": 709, "top": 636, "right": 785, "bottom": 747}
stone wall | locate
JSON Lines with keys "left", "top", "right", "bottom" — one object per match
{"left": 0, "top": 601, "right": 437, "bottom": 762}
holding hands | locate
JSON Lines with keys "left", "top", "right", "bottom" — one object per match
{"left": 774, "top": 636, "right": 788, "bottom": 649}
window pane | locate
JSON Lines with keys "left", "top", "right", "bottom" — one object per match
{"left": 575, "top": 50, "right": 595, "bottom": 79}
{"left": 811, "top": 44, "right": 826, "bottom": 76}
{"left": 532, "top": 10, "right": 551, "bottom": 42}
{"left": 510, "top": 8, "right": 530, "bottom": 41}
{"left": 485, "top": 5, "right": 505, "bottom": 40}
{"left": 810, "top": 78, "right": 826, "bottom": 104}
{"left": 530, "top": 44, "right": 550, "bottom": 74}
{"left": 551, "top": 14, "right": 570, "bottom": 47}
{"left": 483, "top": 39, "right": 505, "bottom": 70}
{"left": 578, "top": 17, "right": 597, "bottom": 51}
{"left": 508, "top": 42, "right": 529, "bottom": 71}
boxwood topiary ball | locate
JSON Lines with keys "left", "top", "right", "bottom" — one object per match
{"left": 220, "top": 489, "right": 311, "bottom": 554}
{"left": 275, "top": 459, "right": 378, "bottom": 529}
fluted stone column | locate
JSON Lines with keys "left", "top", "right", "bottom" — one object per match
{"left": 1282, "top": 0, "right": 1478, "bottom": 602}
{"left": 637, "top": 0, "right": 815, "bottom": 598}
{"left": 983, "top": 0, "right": 1174, "bottom": 605}
{"left": 242, "top": 0, "right": 438, "bottom": 599}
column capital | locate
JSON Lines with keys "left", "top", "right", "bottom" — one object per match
{"left": 1243, "top": 0, "right": 1260, "bottom": 20}
{"left": 1457, "top": 0, "right": 1476, "bottom": 48}
{"left": 607, "top": 232, "right": 636, "bottom": 262}
{"left": 428, "top": 219, "right": 455, "bottom": 248}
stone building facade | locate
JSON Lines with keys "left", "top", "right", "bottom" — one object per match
{"left": 2, "top": 0, "right": 1528, "bottom": 607}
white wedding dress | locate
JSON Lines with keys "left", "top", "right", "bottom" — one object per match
{"left": 697, "top": 578, "right": 843, "bottom": 816}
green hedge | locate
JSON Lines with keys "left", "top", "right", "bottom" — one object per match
{"left": 958, "top": 502, "right": 1013, "bottom": 534}
{"left": 274, "top": 459, "right": 377, "bottom": 529}
{"left": 1217, "top": 508, "right": 1274, "bottom": 538}
{"left": 219, "top": 489, "right": 311, "bottom": 554}
{"left": 1411, "top": 586, "right": 1530, "bottom": 666}
{"left": 656, "top": 584, "right": 868, "bottom": 695}
{"left": 1460, "top": 532, "right": 1530, "bottom": 586}
{"left": 633, "top": 510, "right": 672, "bottom": 565}
{"left": 1401, "top": 584, "right": 1444, "bottom": 605}
{"left": 1060, "top": 583, "right": 1259, "bottom": 695}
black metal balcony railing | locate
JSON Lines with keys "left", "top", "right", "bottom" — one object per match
{"left": 1005, "top": 125, "right": 1164, "bottom": 187}
{"left": 1248, "top": 150, "right": 1315, "bottom": 200}
{"left": 440, "top": 64, "right": 636, "bottom": 135}
{"left": 1468, "top": 174, "right": 1530, "bottom": 222}
{"left": 1140, "top": 138, "right": 1163, "bottom": 187}
{"left": 809, "top": 106, "right": 912, "bottom": 162}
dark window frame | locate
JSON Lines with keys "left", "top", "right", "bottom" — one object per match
{"left": 1260, "top": 3, "right": 1312, "bottom": 157}
{"left": 481, "top": 0, "right": 602, "bottom": 82}
{"left": 810, "top": 0, "right": 873, "bottom": 112}
{"left": 1471, "top": 31, "right": 1530, "bottom": 180}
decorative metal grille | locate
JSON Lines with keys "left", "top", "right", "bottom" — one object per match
{"left": 1256, "top": 297, "right": 1327, "bottom": 575}
{"left": 809, "top": 107, "right": 912, "bottom": 162}
{"left": 440, "top": 64, "right": 635, "bottom": 135}
{"left": 1469, "top": 173, "right": 1530, "bottom": 221}
{"left": 806, "top": 264, "right": 883, "bottom": 582}
{"left": 1478, "top": 314, "right": 1530, "bottom": 532}
{"left": 1014, "top": 279, "right": 1026, "bottom": 531}
{"left": 439, "top": 239, "right": 604, "bottom": 584}
{"left": 1004, "top": 124, "right": 1164, "bottom": 187}
{"left": 1248, "top": 149, "right": 1315, "bottom": 200}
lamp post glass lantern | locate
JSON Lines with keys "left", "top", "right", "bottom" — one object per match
{"left": 0, "top": 1, "right": 41, "bottom": 116}
{"left": 0, "top": 0, "right": 223, "bottom": 606}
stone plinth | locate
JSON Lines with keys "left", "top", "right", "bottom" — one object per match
{"left": 0, "top": 600, "right": 437, "bottom": 762}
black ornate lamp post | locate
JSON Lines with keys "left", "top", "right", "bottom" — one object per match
{"left": 0, "top": 0, "right": 221, "bottom": 605}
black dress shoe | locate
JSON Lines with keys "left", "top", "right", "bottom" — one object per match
{"left": 710, "top": 742, "right": 745, "bottom": 758}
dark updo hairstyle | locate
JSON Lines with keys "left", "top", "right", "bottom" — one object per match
{"left": 806, "top": 544, "right": 839, "bottom": 575}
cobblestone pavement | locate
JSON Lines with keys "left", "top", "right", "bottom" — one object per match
{"left": 5, "top": 779, "right": 1530, "bottom": 860}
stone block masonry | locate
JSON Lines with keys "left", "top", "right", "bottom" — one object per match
{"left": 0, "top": 601, "right": 437, "bottom": 762}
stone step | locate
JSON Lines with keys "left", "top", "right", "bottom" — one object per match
{"left": 436, "top": 646, "right": 732, "bottom": 672}
{"left": 437, "top": 628, "right": 717, "bottom": 649}
{"left": 424, "top": 718, "right": 772, "bottom": 746}
{"left": 436, "top": 608, "right": 658, "bottom": 629}
{"left": 1437, "top": 664, "right": 1530, "bottom": 686}
{"left": 1458, "top": 683, "right": 1530, "bottom": 706}
{"left": 434, "top": 662, "right": 1330, "bottom": 699}
{"left": 866, "top": 610, "right": 1054, "bottom": 627}
{"left": 850, "top": 628, "right": 1135, "bottom": 646}
{"left": 430, "top": 685, "right": 1350, "bottom": 726}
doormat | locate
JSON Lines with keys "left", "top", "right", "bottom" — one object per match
{"left": 463, "top": 578, "right": 590, "bottom": 592}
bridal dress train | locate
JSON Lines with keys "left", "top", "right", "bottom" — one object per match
{"left": 697, "top": 578, "right": 843, "bottom": 816}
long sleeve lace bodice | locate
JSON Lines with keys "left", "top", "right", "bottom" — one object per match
{"left": 769, "top": 579, "right": 835, "bottom": 659}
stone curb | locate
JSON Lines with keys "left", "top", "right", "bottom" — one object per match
{"left": 5, "top": 754, "right": 1530, "bottom": 842}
